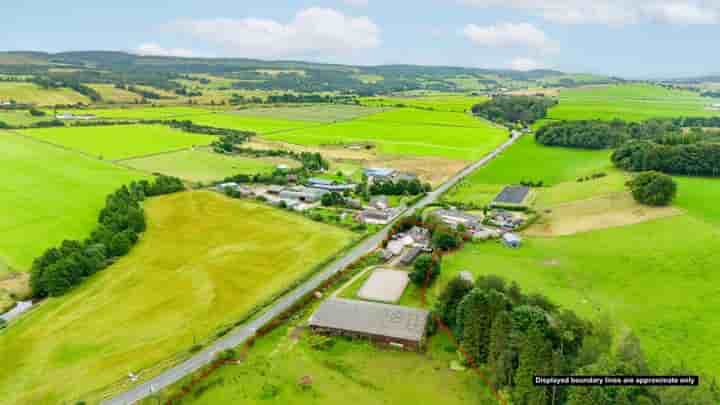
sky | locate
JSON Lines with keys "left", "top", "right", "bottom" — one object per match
{"left": 3, "top": 0, "right": 720, "bottom": 78}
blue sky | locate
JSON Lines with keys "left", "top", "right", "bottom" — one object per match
{"left": 4, "top": 0, "right": 720, "bottom": 77}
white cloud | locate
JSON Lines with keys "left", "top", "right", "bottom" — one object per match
{"left": 508, "top": 57, "right": 546, "bottom": 71}
{"left": 343, "top": 0, "right": 369, "bottom": 6}
{"left": 135, "top": 43, "right": 195, "bottom": 57}
{"left": 463, "top": 22, "right": 559, "bottom": 53}
{"left": 169, "top": 8, "right": 380, "bottom": 59}
{"left": 457, "top": 0, "right": 720, "bottom": 25}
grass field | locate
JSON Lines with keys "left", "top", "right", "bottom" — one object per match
{"left": 0, "top": 110, "right": 46, "bottom": 126}
{"left": 446, "top": 136, "right": 613, "bottom": 205}
{"left": 265, "top": 109, "right": 508, "bottom": 160}
{"left": 548, "top": 83, "right": 720, "bottom": 121}
{"left": 190, "top": 113, "right": 321, "bottom": 134}
{"left": 0, "top": 132, "right": 144, "bottom": 272}
{"left": 123, "top": 149, "right": 298, "bottom": 182}
{"left": 87, "top": 84, "right": 141, "bottom": 104}
{"left": 144, "top": 316, "right": 496, "bottom": 405}
{"left": 437, "top": 214, "right": 720, "bottom": 378}
{"left": 0, "top": 82, "right": 90, "bottom": 105}
{"left": 49, "top": 106, "right": 214, "bottom": 120}
{"left": 359, "top": 95, "right": 488, "bottom": 113}
{"left": 21, "top": 124, "right": 217, "bottom": 160}
{"left": 230, "top": 105, "right": 386, "bottom": 122}
{"left": 0, "top": 191, "right": 355, "bottom": 404}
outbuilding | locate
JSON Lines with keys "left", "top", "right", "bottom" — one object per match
{"left": 309, "top": 298, "right": 430, "bottom": 351}
{"left": 502, "top": 233, "right": 522, "bottom": 248}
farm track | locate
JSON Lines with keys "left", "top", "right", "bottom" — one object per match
{"left": 103, "top": 131, "right": 522, "bottom": 405}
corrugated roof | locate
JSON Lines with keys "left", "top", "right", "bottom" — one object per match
{"left": 309, "top": 298, "right": 429, "bottom": 342}
{"left": 493, "top": 186, "right": 531, "bottom": 204}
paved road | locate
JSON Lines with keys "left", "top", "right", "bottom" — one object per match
{"left": 104, "top": 133, "right": 521, "bottom": 405}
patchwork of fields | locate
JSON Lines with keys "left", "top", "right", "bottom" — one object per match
{"left": 548, "top": 83, "right": 720, "bottom": 121}
{"left": 0, "top": 191, "right": 355, "bottom": 404}
{"left": 0, "top": 82, "right": 89, "bottom": 105}
{"left": 0, "top": 132, "right": 145, "bottom": 272}
{"left": 20, "top": 124, "right": 217, "bottom": 160}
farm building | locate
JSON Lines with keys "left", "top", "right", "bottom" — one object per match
{"left": 309, "top": 298, "right": 430, "bottom": 350}
{"left": 432, "top": 209, "right": 481, "bottom": 230}
{"left": 364, "top": 167, "right": 396, "bottom": 180}
{"left": 407, "top": 226, "right": 430, "bottom": 246}
{"left": 307, "top": 177, "right": 356, "bottom": 192}
{"left": 399, "top": 246, "right": 423, "bottom": 266}
{"left": 491, "top": 185, "right": 531, "bottom": 208}
{"left": 502, "top": 233, "right": 522, "bottom": 248}
{"left": 278, "top": 186, "right": 328, "bottom": 203}
{"left": 369, "top": 195, "right": 389, "bottom": 210}
{"left": 55, "top": 113, "right": 96, "bottom": 120}
{"left": 358, "top": 208, "right": 397, "bottom": 225}
{"left": 358, "top": 268, "right": 410, "bottom": 303}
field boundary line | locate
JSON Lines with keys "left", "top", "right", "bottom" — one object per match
{"left": 113, "top": 147, "right": 197, "bottom": 163}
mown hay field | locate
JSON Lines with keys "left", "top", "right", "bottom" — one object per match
{"left": 359, "top": 94, "right": 488, "bottom": 113}
{"left": 0, "top": 191, "right": 355, "bottom": 404}
{"left": 0, "top": 132, "right": 145, "bottom": 272}
{"left": 229, "top": 104, "right": 386, "bottom": 122}
{"left": 87, "top": 84, "right": 141, "bottom": 104}
{"left": 49, "top": 106, "right": 214, "bottom": 120}
{"left": 21, "top": 124, "right": 217, "bottom": 160}
{"left": 0, "top": 82, "right": 90, "bottom": 105}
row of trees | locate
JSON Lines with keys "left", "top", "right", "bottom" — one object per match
{"left": 30, "top": 176, "right": 184, "bottom": 298}
{"left": 536, "top": 120, "right": 628, "bottom": 149}
{"left": 433, "top": 274, "right": 719, "bottom": 404}
{"left": 32, "top": 76, "right": 102, "bottom": 102}
{"left": 367, "top": 178, "right": 430, "bottom": 196}
{"left": 234, "top": 148, "right": 329, "bottom": 172}
{"left": 472, "top": 96, "right": 558, "bottom": 124}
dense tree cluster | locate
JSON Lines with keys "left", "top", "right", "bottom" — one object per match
{"left": 434, "top": 274, "right": 719, "bottom": 405}
{"left": 612, "top": 140, "right": 720, "bottom": 176}
{"left": 29, "top": 176, "right": 184, "bottom": 298}
{"left": 234, "top": 148, "right": 329, "bottom": 172}
{"left": 266, "top": 93, "right": 357, "bottom": 104}
{"left": 627, "top": 171, "right": 677, "bottom": 206}
{"left": 536, "top": 120, "right": 629, "bottom": 149}
{"left": 471, "top": 96, "right": 557, "bottom": 124}
{"left": 368, "top": 178, "right": 429, "bottom": 196}
{"left": 409, "top": 254, "right": 441, "bottom": 285}
{"left": 321, "top": 192, "right": 345, "bottom": 207}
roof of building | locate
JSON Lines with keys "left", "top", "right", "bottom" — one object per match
{"left": 364, "top": 167, "right": 396, "bottom": 177}
{"left": 399, "top": 246, "right": 423, "bottom": 265}
{"left": 433, "top": 209, "right": 479, "bottom": 223}
{"left": 308, "top": 177, "right": 337, "bottom": 186}
{"left": 309, "top": 298, "right": 429, "bottom": 342}
{"left": 493, "top": 186, "right": 531, "bottom": 205}
{"left": 361, "top": 208, "right": 392, "bottom": 220}
{"left": 408, "top": 226, "right": 430, "bottom": 242}
{"left": 502, "top": 233, "right": 522, "bottom": 243}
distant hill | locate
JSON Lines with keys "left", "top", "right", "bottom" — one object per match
{"left": 0, "top": 51, "right": 621, "bottom": 97}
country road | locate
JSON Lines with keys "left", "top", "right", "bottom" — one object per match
{"left": 103, "top": 132, "right": 521, "bottom": 405}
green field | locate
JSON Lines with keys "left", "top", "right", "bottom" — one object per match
{"left": 0, "top": 132, "right": 144, "bottom": 272}
{"left": 0, "top": 82, "right": 90, "bottom": 105}
{"left": 265, "top": 109, "right": 508, "bottom": 160}
{"left": 438, "top": 213, "right": 720, "bottom": 378}
{"left": 146, "top": 315, "right": 495, "bottom": 405}
{"left": 446, "top": 135, "right": 613, "bottom": 205}
{"left": 230, "top": 105, "right": 385, "bottom": 122}
{"left": 0, "top": 110, "right": 46, "bottom": 126}
{"left": 359, "top": 94, "right": 488, "bottom": 113}
{"left": 190, "top": 113, "right": 321, "bottom": 134}
{"left": 50, "top": 106, "right": 214, "bottom": 120}
{"left": 0, "top": 191, "right": 355, "bottom": 404}
{"left": 21, "top": 124, "right": 217, "bottom": 160}
{"left": 87, "top": 84, "right": 141, "bottom": 103}
{"left": 548, "top": 83, "right": 720, "bottom": 121}
{"left": 123, "top": 149, "right": 298, "bottom": 182}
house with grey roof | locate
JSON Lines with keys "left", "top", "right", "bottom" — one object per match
{"left": 278, "top": 186, "right": 328, "bottom": 203}
{"left": 307, "top": 178, "right": 356, "bottom": 192}
{"left": 369, "top": 195, "right": 389, "bottom": 210}
{"left": 399, "top": 246, "right": 423, "bottom": 266}
{"left": 432, "top": 209, "right": 481, "bottom": 230}
{"left": 308, "top": 298, "right": 430, "bottom": 350}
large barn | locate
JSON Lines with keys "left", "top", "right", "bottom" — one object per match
{"left": 308, "top": 298, "right": 430, "bottom": 351}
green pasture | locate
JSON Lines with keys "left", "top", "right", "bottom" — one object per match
{"left": 190, "top": 113, "right": 319, "bottom": 134}
{"left": 548, "top": 83, "right": 720, "bottom": 121}
{"left": 230, "top": 105, "right": 385, "bottom": 122}
{"left": 0, "top": 82, "right": 90, "bottom": 106}
{"left": 359, "top": 94, "right": 488, "bottom": 113}
{"left": 49, "top": 106, "right": 214, "bottom": 120}
{"left": 446, "top": 136, "right": 612, "bottom": 205}
{"left": 145, "top": 318, "right": 496, "bottom": 405}
{"left": 265, "top": 110, "right": 508, "bottom": 160}
{"left": 87, "top": 84, "right": 140, "bottom": 104}
{"left": 123, "top": 149, "right": 298, "bottom": 182}
{"left": 0, "top": 191, "right": 355, "bottom": 404}
{"left": 0, "top": 110, "right": 46, "bottom": 126}
{"left": 360, "top": 107, "right": 495, "bottom": 128}
{"left": 0, "top": 132, "right": 144, "bottom": 272}
{"left": 439, "top": 213, "right": 720, "bottom": 379}
{"left": 21, "top": 124, "right": 217, "bottom": 160}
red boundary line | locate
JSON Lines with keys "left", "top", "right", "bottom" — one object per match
{"left": 421, "top": 263, "right": 508, "bottom": 405}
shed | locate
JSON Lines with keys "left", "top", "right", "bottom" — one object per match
{"left": 458, "top": 271, "right": 474, "bottom": 284}
{"left": 309, "top": 298, "right": 430, "bottom": 350}
{"left": 369, "top": 195, "right": 389, "bottom": 210}
{"left": 399, "top": 246, "right": 423, "bottom": 266}
{"left": 491, "top": 186, "right": 531, "bottom": 207}
{"left": 502, "top": 233, "right": 522, "bottom": 248}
